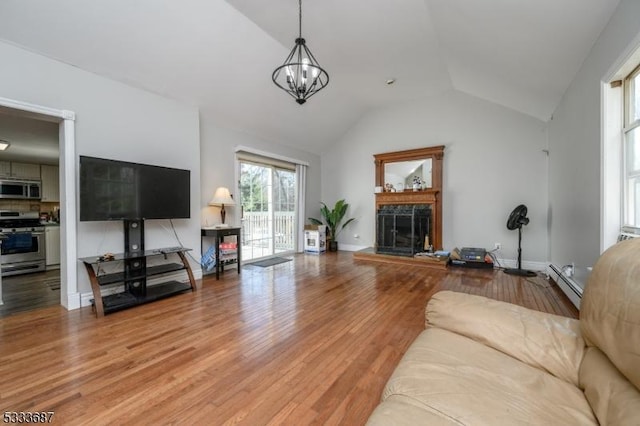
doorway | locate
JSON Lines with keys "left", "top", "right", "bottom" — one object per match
{"left": 0, "top": 96, "right": 77, "bottom": 314}
{"left": 238, "top": 160, "right": 296, "bottom": 262}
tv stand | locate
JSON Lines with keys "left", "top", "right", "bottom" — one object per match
{"left": 80, "top": 220, "right": 196, "bottom": 317}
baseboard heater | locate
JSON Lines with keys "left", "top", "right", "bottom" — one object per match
{"left": 548, "top": 232, "right": 639, "bottom": 310}
{"left": 548, "top": 264, "right": 584, "bottom": 299}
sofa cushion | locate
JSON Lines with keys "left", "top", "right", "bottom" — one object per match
{"left": 426, "top": 290, "right": 584, "bottom": 386}
{"left": 377, "top": 327, "right": 596, "bottom": 425}
{"left": 367, "top": 396, "right": 462, "bottom": 425}
{"left": 580, "top": 238, "right": 640, "bottom": 390}
{"left": 579, "top": 346, "right": 640, "bottom": 425}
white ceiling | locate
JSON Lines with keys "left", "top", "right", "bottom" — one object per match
{"left": 0, "top": 109, "right": 59, "bottom": 165}
{"left": 0, "top": 0, "right": 620, "bottom": 154}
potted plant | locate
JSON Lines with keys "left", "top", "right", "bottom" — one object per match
{"left": 308, "top": 199, "right": 355, "bottom": 252}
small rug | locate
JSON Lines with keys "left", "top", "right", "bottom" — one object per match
{"left": 249, "top": 257, "right": 292, "bottom": 268}
{"left": 45, "top": 278, "right": 61, "bottom": 291}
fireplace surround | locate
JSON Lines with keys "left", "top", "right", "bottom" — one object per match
{"left": 373, "top": 146, "right": 444, "bottom": 253}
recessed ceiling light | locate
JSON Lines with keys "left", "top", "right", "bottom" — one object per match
{"left": 386, "top": 78, "right": 396, "bottom": 85}
{"left": 0, "top": 140, "right": 9, "bottom": 151}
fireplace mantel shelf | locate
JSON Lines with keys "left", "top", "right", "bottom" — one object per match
{"left": 375, "top": 190, "right": 439, "bottom": 204}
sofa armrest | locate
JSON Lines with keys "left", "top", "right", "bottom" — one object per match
{"left": 426, "top": 290, "right": 585, "bottom": 386}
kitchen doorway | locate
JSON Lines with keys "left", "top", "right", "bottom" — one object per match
{"left": 0, "top": 96, "right": 77, "bottom": 315}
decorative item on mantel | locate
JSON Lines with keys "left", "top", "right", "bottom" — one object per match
{"left": 412, "top": 175, "right": 423, "bottom": 191}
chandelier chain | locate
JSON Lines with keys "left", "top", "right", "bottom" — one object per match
{"left": 298, "top": 0, "right": 302, "bottom": 40}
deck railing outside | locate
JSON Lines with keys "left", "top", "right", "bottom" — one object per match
{"left": 241, "top": 211, "right": 296, "bottom": 259}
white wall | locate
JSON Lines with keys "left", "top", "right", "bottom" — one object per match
{"left": 0, "top": 41, "right": 201, "bottom": 298}
{"left": 548, "top": 0, "right": 640, "bottom": 269}
{"left": 199, "top": 116, "right": 322, "bottom": 233}
{"left": 322, "top": 90, "right": 549, "bottom": 265}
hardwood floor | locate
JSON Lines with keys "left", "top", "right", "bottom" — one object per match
{"left": 0, "top": 253, "right": 576, "bottom": 425}
{"left": 0, "top": 270, "right": 61, "bottom": 317}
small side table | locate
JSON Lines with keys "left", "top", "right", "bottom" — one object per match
{"left": 201, "top": 227, "right": 241, "bottom": 280}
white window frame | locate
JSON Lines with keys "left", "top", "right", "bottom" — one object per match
{"left": 623, "top": 63, "right": 640, "bottom": 232}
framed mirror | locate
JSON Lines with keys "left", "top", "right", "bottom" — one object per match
{"left": 384, "top": 158, "right": 432, "bottom": 191}
{"left": 374, "top": 145, "right": 444, "bottom": 191}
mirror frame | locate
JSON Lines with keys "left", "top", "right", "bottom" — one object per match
{"left": 374, "top": 145, "right": 444, "bottom": 190}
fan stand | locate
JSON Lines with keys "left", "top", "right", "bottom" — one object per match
{"left": 504, "top": 226, "right": 536, "bottom": 277}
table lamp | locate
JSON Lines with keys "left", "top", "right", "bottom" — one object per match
{"left": 209, "top": 187, "right": 236, "bottom": 224}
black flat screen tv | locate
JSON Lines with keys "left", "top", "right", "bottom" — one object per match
{"left": 80, "top": 156, "right": 190, "bottom": 221}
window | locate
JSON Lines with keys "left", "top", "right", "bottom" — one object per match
{"left": 624, "top": 64, "right": 640, "bottom": 230}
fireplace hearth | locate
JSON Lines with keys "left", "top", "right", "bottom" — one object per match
{"left": 376, "top": 204, "right": 431, "bottom": 256}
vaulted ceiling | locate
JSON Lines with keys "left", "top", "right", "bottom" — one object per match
{"left": 0, "top": 0, "right": 620, "bottom": 154}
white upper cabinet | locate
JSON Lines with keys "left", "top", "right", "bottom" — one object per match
{"left": 40, "top": 164, "right": 60, "bottom": 202}
{"left": 10, "top": 162, "right": 41, "bottom": 179}
{"left": 0, "top": 161, "right": 11, "bottom": 177}
{"left": 0, "top": 161, "right": 41, "bottom": 180}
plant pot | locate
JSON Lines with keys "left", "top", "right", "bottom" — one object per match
{"left": 328, "top": 240, "right": 338, "bottom": 252}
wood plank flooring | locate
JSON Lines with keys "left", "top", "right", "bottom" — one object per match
{"left": 0, "top": 252, "right": 576, "bottom": 425}
{"left": 0, "top": 270, "right": 61, "bottom": 317}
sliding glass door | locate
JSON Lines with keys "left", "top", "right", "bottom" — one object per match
{"left": 239, "top": 161, "right": 296, "bottom": 261}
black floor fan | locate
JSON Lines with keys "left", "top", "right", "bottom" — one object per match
{"left": 504, "top": 204, "right": 536, "bottom": 277}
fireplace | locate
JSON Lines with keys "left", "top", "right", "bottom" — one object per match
{"left": 376, "top": 204, "right": 431, "bottom": 256}
{"left": 374, "top": 146, "right": 444, "bottom": 251}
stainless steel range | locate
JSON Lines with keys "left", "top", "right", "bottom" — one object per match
{"left": 0, "top": 211, "right": 46, "bottom": 276}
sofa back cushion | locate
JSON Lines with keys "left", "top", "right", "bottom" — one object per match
{"left": 580, "top": 238, "right": 640, "bottom": 390}
{"left": 426, "top": 291, "right": 584, "bottom": 385}
{"left": 579, "top": 346, "right": 640, "bottom": 425}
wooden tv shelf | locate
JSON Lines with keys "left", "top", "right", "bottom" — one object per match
{"left": 80, "top": 247, "right": 196, "bottom": 317}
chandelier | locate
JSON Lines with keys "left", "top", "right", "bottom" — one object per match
{"left": 272, "top": 0, "right": 329, "bottom": 105}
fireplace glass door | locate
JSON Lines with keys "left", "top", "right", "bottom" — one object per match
{"left": 376, "top": 205, "right": 431, "bottom": 256}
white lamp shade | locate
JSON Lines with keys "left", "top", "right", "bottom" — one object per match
{"left": 209, "top": 187, "right": 236, "bottom": 206}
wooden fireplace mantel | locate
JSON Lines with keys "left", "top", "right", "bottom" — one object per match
{"left": 373, "top": 146, "right": 444, "bottom": 251}
{"left": 375, "top": 190, "right": 441, "bottom": 250}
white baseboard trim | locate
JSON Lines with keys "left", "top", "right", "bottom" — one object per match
{"left": 80, "top": 291, "right": 96, "bottom": 308}
{"left": 79, "top": 268, "right": 203, "bottom": 309}
{"left": 495, "top": 259, "right": 548, "bottom": 272}
{"left": 63, "top": 292, "right": 82, "bottom": 310}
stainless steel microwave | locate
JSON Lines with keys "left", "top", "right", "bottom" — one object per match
{"left": 0, "top": 180, "right": 41, "bottom": 200}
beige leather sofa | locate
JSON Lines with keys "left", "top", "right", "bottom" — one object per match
{"left": 367, "top": 238, "right": 640, "bottom": 425}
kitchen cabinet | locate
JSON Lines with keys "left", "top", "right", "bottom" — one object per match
{"left": 45, "top": 226, "right": 61, "bottom": 267}
{"left": 40, "top": 165, "right": 60, "bottom": 202}
{"left": 9, "top": 162, "right": 41, "bottom": 180}
{"left": 0, "top": 161, "right": 10, "bottom": 177}
{"left": 0, "top": 161, "right": 41, "bottom": 180}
